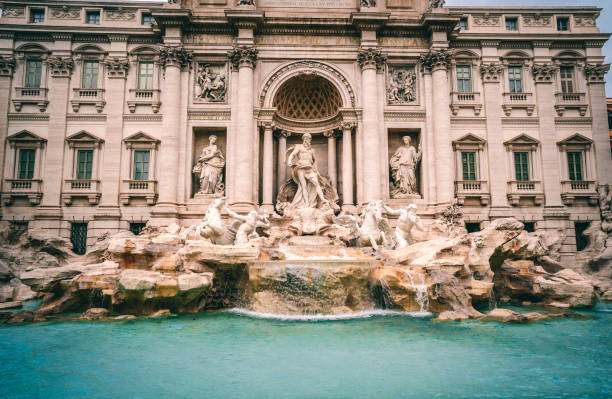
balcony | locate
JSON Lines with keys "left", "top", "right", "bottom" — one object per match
{"left": 502, "top": 92, "right": 535, "bottom": 116}
{"left": 1, "top": 179, "right": 42, "bottom": 205}
{"left": 71, "top": 88, "right": 105, "bottom": 113}
{"left": 61, "top": 179, "right": 101, "bottom": 205}
{"left": 507, "top": 181, "right": 544, "bottom": 206}
{"left": 127, "top": 89, "right": 161, "bottom": 113}
{"left": 120, "top": 180, "right": 158, "bottom": 205}
{"left": 12, "top": 87, "right": 49, "bottom": 112}
{"left": 554, "top": 92, "right": 587, "bottom": 116}
{"left": 450, "top": 92, "right": 482, "bottom": 116}
{"left": 455, "top": 180, "right": 490, "bottom": 206}
{"left": 560, "top": 180, "right": 598, "bottom": 206}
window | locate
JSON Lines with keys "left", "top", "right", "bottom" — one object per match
{"left": 567, "top": 152, "right": 583, "bottom": 181}
{"left": 508, "top": 66, "right": 523, "bottom": 93}
{"left": 560, "top": 66, "right": 574, "bottom": 93}
{"left": 465, "top": 222, "right": 480, "bottom": 233}
{"left": 82, "top": 61, "right": 99, "bottom": 89}
{"left": 30, "top": 9, "right": 45, "bottom": 23}
{"left": 461, "top": 151, "right": 477, "bottom": 181}
{"left": 18, "top": 149, "right": 35, "bottom": 180}
{"left": 557, "top": 17, "right": 569, "bottom": 31}
{"left": 574, "top": 222, "right": 589, "bottom": 251}
{"left": 70, "top": 223, "right": 88, "bottom": 255}
{"left": 505, "top": 18, "right": 518, "bottom": 31}
{"left": 76, "top": 149, "right": 93, "bottom": 180}
{"left": 456, "top": 65, "right": 472, "bottom": 93}
{"left": 138, "top": 62, "right": 154, "bottom": 90}
{"left": 514, "top": 152, "right": 530, "bottom": 181}
{"left": 523, "top": 222, "right": 535, "bottom": 233}
{"left": 608, "top": 110, "right": 612, "bottom": 129}
{"left": 142, "top": 13, "right": 154, "bottom": 25}
{"left": 459, "top": 18, "right": 468, "bottom": 30}
{"left": 133, "top": 150, "right": 150, "bottom": 180}
{"left": 25, "top": 60, "right": 42, "bottom": 88}
{"left": 86, "top": 10, "right": 100, "bottom": 24}
{"left": 130, "top": 222, "right": 147, "bottom": 235}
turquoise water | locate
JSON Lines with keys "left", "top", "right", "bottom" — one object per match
{"left": 1, "top": 307, "right": 611, "bottom": 399}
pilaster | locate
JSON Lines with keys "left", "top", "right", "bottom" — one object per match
{"left": 585, "top": 63, "right": 611, "bottom": 184}
{"left": 0, "top": 55, "right": 15, "bottom": 217}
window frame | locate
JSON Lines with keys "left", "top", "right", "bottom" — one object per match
{"left": 17, "top": 148, "right": 36, "bottom": 180}
{"left": 137, "top": 61, "right": 155, "bottom": 90}
{"left": 557, "top": 133, "right": 595, "bottom": 182}
{"left": 141, "top": 12, "right": 154, "bottom": 25}
{"left": 65, "top": 131, "right": 104, "bottom": 184}
{"left": 81, "top": 60, "right": 100, "bottom": 89}
{"left": 505, "top": 17, "right": 518, "bottom": 31}
{"left": 507, "top": 65, "right": 523, "bottom": 93}
{"left": 513, "top": 151, "right": 530, "bottom": 181}
{"left": 461, "top": 151, "right": 478, "bottom": 181}
{"left": 76, "top": 149, "right": 94, "bottom": 180}
{"left": 559, "top": 65, "right": 575, "bottom": 93}
{"left": 566, "top": 151, "right": 584, "bottom": 181}
{"left": 85, "top": 10, "right": 101, "bottom": 25}
{"left": 455, "top": 64, "right": 472, "bottom": 93}
{"left": 24, "top": 59, "right": 43, "bottom": 89}
{"left": 458, "top": 17, "right": 468, "bottom": 30}
{"left": 5, "top": 130, "right": 46, "bottom": 183}
{"left": 29, "top": 8, "right": 45, "bottom": 24}
{"left": 556, "top": 16, "right": 570, "bottom": 31}
{"left": 133, "top": 149, "right": 151, "bottom": 181}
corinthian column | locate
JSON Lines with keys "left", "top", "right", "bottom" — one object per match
{"left": 358, "top": 48, "right": 386, "bottom": 203}
{"left": 0, "top": 56, "right": 15, "bottom": 197}
{"left": 229, "top": 46, "right": 257, "bottom": 209}
{"left": 260, "top": 121, "right": 274, "bottom": 210}
{"left": 276, "top": 130, "right": 291, "bottom": 189}
{"left": 341, "top": 122, "right": 355, "bottom": 210}
{"left": 585, "top": 63, "right": 611, "bottom": 184}
{"left": 420, "top": 50, "right": 453, "bottom": 205}
{"left": 324, "top": 130, "right": 337, "bottom": 190}
{"left": 156, "top": 46, "right": 192, "bottom": 215}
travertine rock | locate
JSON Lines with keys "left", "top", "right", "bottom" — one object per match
{"left": 80, "top": 308, "right": 109, "bottom": 320}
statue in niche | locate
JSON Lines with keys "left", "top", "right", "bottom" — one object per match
{"left": 193, "top": 135, "right": 225, "bottom": 196}
{"left": 387, "top": 67, "right": 417, "bottom": 104}
{"left": 361, "top": 0, "right": 376, "bottom": 7}
{"left": 390, "top": 136, "right": 421, "bottom": 198}
{"left": 196, "top": 64, "right": 226, "bottom": 102}
{"left": 383, "top": 204, "right": 424, "bottom": 249}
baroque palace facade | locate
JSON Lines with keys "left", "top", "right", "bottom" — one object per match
{"left": 0, "top": 0, "right": 610, "bottom": 263}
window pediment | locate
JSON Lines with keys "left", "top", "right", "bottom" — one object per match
{"left": 124, "top": 131, "right": 159, "bottom": 149}
{"left": 453, "top": 133, "right": 486, "bottom": 150}
{"left": 557, "top": 133, "right": 592, "bottom": 148}
{"left": 7, "top": 130, "right": 46, "bottom": 147}
{"left": 66, "top": 131, "right": 104, "bottom": 148}
{"left": 504, "top": 134, "right": 539, "bottom": 149}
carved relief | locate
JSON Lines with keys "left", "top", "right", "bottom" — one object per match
{"left": 228, "top": 46, "right": 258, "bottom": 69}
{"left": 49, "top": 6, "right": 81, "bottom": 20}
{"left": 522, "top": 15, "right": 551, "bottom": 27}
{"left": 47, "top": 57, "right": 74, "bottom": 77}
{"left": 195, "top": 64, "right": 227, "bottom": 102}
{"left": 387, "top": 66, "right": 417, "bottom": 104}
{"left": 532, "top": 63, "right": 557, "bottom": 83}
{"left": 2, "top": 7, "right": 25, "bottom": 18}
{"left": 159, "top": 46, "right": 193, "bottom": 71}
{"left": 480, "top": 63, "right": 504, "bottom": 82}
{"left": 390, "top": 136, "right": 421, "bottom": 198}
{"left": 104, "top": 8, "right": 137, "bottom": 21}
{"left": 357, "top": 48, "right": 386, "bottom": 71}
{"left": 419, "top": 50, "right": 451, "bottom": 72}
{"left": 473, "top": 14, "right": 500, "bottom": 27}
{"left": 0, "top": 56, "right": 16, "bottom": 76}
{"left": 575, "top": 16, "right": 596, "bottom": 27}
{"left": 585, "top": 63, "right": 610, "bottom": 83}
{"left": 105, "top": 58, "right": 130, "bottom": 78}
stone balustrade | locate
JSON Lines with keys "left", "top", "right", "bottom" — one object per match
{"left": 61, "top": 179, "right": 101, "bottom": 205}
{"left": 120, "top": 179, "right": 158, "bottom": 205}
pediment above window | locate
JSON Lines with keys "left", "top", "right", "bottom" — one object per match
{"left": 7, "top": 130, "right": 46, "bottom": 148}
{"left": 124, "top": 131, "right": 160, "bottom": 149}
{"left": 66, "top": 131, "right": 104, "bottom": 148}
{"left": 452, "top": 133, "right": 486, "bottom": 150}
{"left": 557, "top": 133, "right": 592, "bottom": 148}
{"left": 504, "top": 134, "right": 540, "bottom": 150}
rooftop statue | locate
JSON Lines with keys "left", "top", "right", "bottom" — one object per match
{"left": 193, "top": 135, "right": 225, "bottom": 196}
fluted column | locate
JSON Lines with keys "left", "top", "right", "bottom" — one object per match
{"left": 341, "top": 122, "right": 354, "bottom": 209}
{"left": 276, "top": 130, "right": 290, "bottom": 189}
{"left": 420, "top": 50, "right": 453, "bottom": 205}
{"left": 358, "top": 48, "right": 386, "bottom": 203}
{"left": 260, "top": 121, "right": 274, "bottom": 209}
{"left": 229, "top": 46, "right": 257, "bottom": 209}
{"left": 324, "top": 130, "right": 337, "bottom": 190}
{"left": 585, "top": 63, "right": 611, "bottom": 184}
{"left": 156, "top": 46, "right": 192, "bottom": 212}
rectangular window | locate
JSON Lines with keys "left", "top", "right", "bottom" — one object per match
{"left": 508, "top": 66, "right": 523, "bottom": 93}
{"left": 25, "top": 60, "right": 42, "bottom": 88}
{"left": 461, "top": 151, "right": 477, "bottom": 181}
{"left": 130, "top": 222, "right": 147, "bottom": 236}
{"left": 560, "top": 66, "right": 574, "bottom": 93}
{"left": 133, "top": 150, "right": 150, "bottom": 180}
{"left": 514, "top": 152, "right": 530, "bottom": 181}
{"left": 557, "top": 17, "right": 569, "bottom": 31}
{"left": 30, "top": 9, "right": 45, "bottom": 23}
{"left": 138, "top": 62, "right": 154, "bottom": 90}
{"left": 82, "top": 61, "right": 99, "bottom": 89}
{"left": 456, "top": 65, "right": 472, "bottom": 93}
{"left": 86, "top": 10, "right": 100, "bottom": 24}
{"left": 505, "top": 18, "right": 518, "bottom": 31}
{"left": 142, "top": 13, "right": 154, "bottom": 25}
{"left": 18, "top": 149, "right": 35, "bottom": 180}
{"left": 70, "top": 223, "right": 88, "bottom": 255}
{"left": 459, "top": 18, "right": 468, "bottom": 30}
{"left": 76, "top": 149, "right": 93, "bottom": 180}
{"left": 567, "top": 152, "right": 583, "bottom": 181}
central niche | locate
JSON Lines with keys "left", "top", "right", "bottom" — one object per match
{"left": 273, "top": 75, "right": 342, "bottom": 120}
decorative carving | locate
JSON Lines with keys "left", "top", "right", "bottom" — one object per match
{"left": 159, "top": 46, "right": 193, "bottom": 71}
{"left": 522, "top": 15, "right": 551, "bottom": 27}
{"left": 357, "top": 48, "right": 386, "bottom": 71}
{"left": 49, "top": 6, "right": 81, "bottom": 19}
{"left": 237, "top": 0, "right": 255, "bottom": 5}
{"left": 585, "top": 63, "right": 610, "bottom": 83}
{"left": 360, "top": 0, "right": 376, "bottom": 7}
{"left": 104, "top": 58, "right": 130, "bottom": 78}
{"left": 2, "top": 7, "right": 24, "bottom": 18}
{"left": 180, "top": 198, "right": 236, "bottom": 245}
{"left": 0, "top": 56, "right": 16, "bottom": 76}
{"left": 480, "top": 63, "right": 504, "bottom": 82}
{"left": 47, "top": 57, "right": 74, "bottom": 77}
{"left": 390, "top": 136, "right": 421, "bottom": 198}
{"left": 228, "top": 46, "right": 258, "bottom": 69}
{"left": 418, "top": 50, "right": 451, "bottom": 72}
{"left": 273, "top": 75, "right": 342, "bottom": 120}
{"left": 429, "top": 0, "right": 445, "bottom": 9}
{"left": 193, "top": 135, "right": 225, "bottom": 196}
{"left": 383, "top": 204, "right": 424, "bottom": 249}
{"left": 104, "top": 8, "right": 136, "bottom": 21}
{"left": 196, "top": 64, "right": 227, "bottom": 102}
{"left": 225, "top": 207, "right": 270, "bottom": 246}
{"left": 532, "top": 63, "right": 557, "bottom": 83}
{"left": 387, "top": 66, "right": 416, "bottom": 104}
{"left": 341, "top": 121, "right": 355, "bottom": 130}
{"left": 598, "top": 184, "right": 612, "bottom": 234}
{"left": 473, "top": 14, "right": 500, "bottom": 27}
{"left": 575, "top": 16, "right": 596, "bottom": 27}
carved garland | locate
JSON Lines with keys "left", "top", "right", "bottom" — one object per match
{"left": 2, "top": 7, "right": 24, "bottom": 18}
{"left": 105, "top": 8, "right": 137, "bottom": 21}
{"left": 585, "top": 63, "right": 610, "bottom": 83}
{"left": 159, "top": 46, "right": 193, "bottom": 71}
{"left": 49, "top": 6, "right": 81, "bottom": 19}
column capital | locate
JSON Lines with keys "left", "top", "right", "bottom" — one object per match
{"left": 0, "top": 55, "right": 16, "bottom": 77}
{"left": 104, "top": 57, "right": 130, "bottom": 79}
{"left": 532, "top": 63, "right": 557, "bottom": 83}
{"left": 358, "top": 47, "right": 386, "bottom": 71}
{"left": 229, "top": 46, "right": 258, "bottom": 70}
{"left": 585, "top": 63, "right": 610, "bottom": 84}
{"left": 480, "top": 63, "right": 504, "bottom": 83}
{"left": 159, "top": 46, "right": 193, "bottom": 71}
{"left": 274, "top": 129, "right": 291, "bottom": 138}
{"left": 341, "top": 121, "right": 356, "bottom": 130}
{"left": 258, "top": 121, "right": 275, "bottom": 130}
{"left": 323, "top": 130, "right": 338, "bottom": 138}
{"left": 47, "top": 56, "right": 74, "bottom": 78}
{"left": 419, "top": 49, "right": 451, "bottom": 72}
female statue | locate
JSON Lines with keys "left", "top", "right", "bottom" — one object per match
{"left": 193, "top": 135, "right": 225, "bottom": 195}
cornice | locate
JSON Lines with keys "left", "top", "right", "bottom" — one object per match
{"left": 501, "top": 117, "right": 539, "bottom": 126}
{"left": 554, "top": 117, "right": 593, "bottom": 125}
{"left": 8, "top": 113, "right": 49, "bottom": 121}
{"left": 187, "top": 109, "right": 231, "bottom": 120}
{"left": 66, "top": 114, "right": 107, "bottom": 122}
{"left": 123, "top": 114, "right": 163, "bottom": 122}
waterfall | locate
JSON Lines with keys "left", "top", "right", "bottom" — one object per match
{"left": 488, "top": 286, "right": 497, "bottom": 311}
{"left": 400, "top": 269, "right": 429, "bottom": 313}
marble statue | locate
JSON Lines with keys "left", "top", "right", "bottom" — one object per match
{"left": 193, "top": 135, "right": 225, "bottom": 195}
{"left": 333, "top": 200, "right": 392, "bottom": 250}
{"left": 196, "top": 64, "right": 226, "bottom": 102}
{"left": 390, "top": 136, "right": 421, "bottom": 198}
{"left": 180, "top": 197, "right": 234, "bottom": 245}
{"left": 225, "top": 206, "right": 270, "bottom": 245}
{"left": 383, "top": 204, "right": 424, "bottom": 249}
{"left": 361, "top": 0, "right": 376, "bottom": 7}
{"left": 287, "top": 133, "right": 328, "bottom": 209}
{"left": 430, "top": 0, "right": 445, "bottom": 8}
{"left": 387, "top": 67, "right": 417, "bottom": 104}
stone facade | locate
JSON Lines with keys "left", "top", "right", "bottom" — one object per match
{"left": 0, "top": 0, "right": 610, "bottom": 264}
